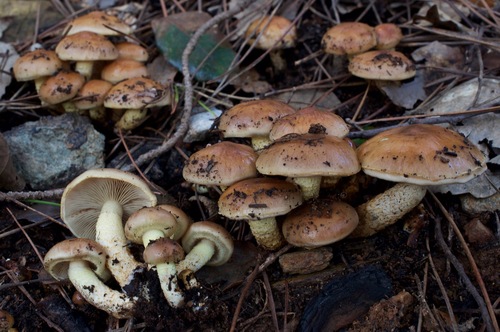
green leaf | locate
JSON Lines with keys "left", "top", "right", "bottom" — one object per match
{"left": 152, "top": 12, "right": 237, "bottom": 82}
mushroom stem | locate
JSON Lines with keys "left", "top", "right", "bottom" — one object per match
{"left": 351, "top": 183, "right": 427, "bottom": 238}
{"left": 75, "top": 61, "right": 94, "bottom": 80}
{"left": 248, "top": 217, "right": 285, "bottom": 250}
{"left": 116, "top": 109, "right": 148, "bottom": 131}
{"left": 155, "top": 262, "right": 184, "bottom": 307}
{"left": 141, "top": 229, "right": 167, "bottom": 247}
{"left": 95, "top": 200, "right": 142, "bottom": 287}
{"left": 291, "top": 176, "right": 322, "bottom": 200}
{"left": 251, "top": 136, "right": 273, "bottom": 151}
{"left": 67, "top": 259, "right": 136, "bottom": 319}
{"left": 176, "top": 238, "right": 215, "bottom": 289}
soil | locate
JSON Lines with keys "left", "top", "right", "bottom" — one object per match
{"left": 0, "top": 1, "right": 499, "bottom": 331}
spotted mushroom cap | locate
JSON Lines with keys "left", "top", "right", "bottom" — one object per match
{"left": 245, "top": 15, "right": 297, "bottom": 49}
{"left": 56, "top": 31, "right": 119, "bottom": 62}
{"left": 73, "top": 79, "right": 113, "bottom": 110}
{"left": 348, "top": 50, "right": 416, "bottom": 80}
{"left": 322, "top": 22, "right": 377, "bottom": 56}
{"left": 38, "top": 71, "right": 85, "bottom": 105}
{"left": 64, "top": 10, "right": 132, "bottom": 36}
{"left": 357, "top": 124, "right": 488, "bottom": 185}
{"left": 104, "top": 77, "right": 170, "bottom": 109}
{"left": 13, "top": 49, "right": 64, "bottom": 81}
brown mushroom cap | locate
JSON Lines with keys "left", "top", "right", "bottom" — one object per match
{"left": 245, "top": 15, "right": 297, "bottom": 49}
{"left": 374, "top": 23, "right": 403, "bottom": 50}
{"left": 56, "top": 31, "right": 118, "bottom": 62}
{"left": 348, "top": 50, "right": 416, "bottom": 80}
{"left": 64, "top": 10, "right": 132, "bottom": 36}
{"left": 124, "top": 206, "right": 178, "bottom": 245}
{"left": 73, "top": 79, "right": 113, "bottom": 110}
{"left": 218, "top": 177, "right": 303, "bottom": 221}
{"left": 143, "top": 237, "right": 185, "bottom": 265}
{"left": 269, "top": 107, "right": 350, "bottom": 141}
{"left": 13, "top": 49, "right": 63, "bottom": 82}
{"left": 157, "top": 204, "right": 193, "bottom": 240}
{"left": 101, "top": 59, "right": 148, "bottom": 84}
{"left": 60, "top": 168, "right": 157, "bottom": 240}
{"left": 38, "top": 71, "right": 85, "bottom": 105}
{"left": 357, "top": 124, "right": 488, "bottom": 185}
{"left": 182, "top": 141, "right": 258, "bottom": 187}
{"left": 256, "top": 134, "right": 360, "bottom": 178}
{"left": 322, "top": 22, "right": 377, "bottom": 56}
{"left": 104, "top": 77, "right": 170, "bottom": 109}
{"left": 282, "top": 199, "right": 359, "bottom": 248}
{"left": 218, "top": 99, "right": 296, "bottom": 139}
{"left": 116, "top": 42, "right": 149, "bottom": 62}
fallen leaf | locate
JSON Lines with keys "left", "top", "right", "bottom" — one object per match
{"left": 375, "top": 72, "right": 426, "bottom": 109}
{"left": 152, "top": 11, "right": 237, "bottom": 82}
{"left": 0, "top": 42, "right": 18, "bottom": 99}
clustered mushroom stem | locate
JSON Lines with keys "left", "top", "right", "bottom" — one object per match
{"left": 251, "top": 136, "right": 272, "bottom": 151}
{"left": 75, "top": 61, "right": 94, "bottom": 80}
{"left": 67, "top": 259, "right": 136, "bottom": 319}
{"left": 95, "top": 200, "right": 142, "bottom": 287}
{"left": 142, "top": 229, "right": 167, "bottom": 247}
{"left": 292, "top": 176, "right": 322, "bottom": 200}
{"left": 248, "top": 217, "right": 284, "bottom": 250}
{"left": 155, "top": 262, "right": 184, "bottom": 307}
{"left": 116, "top": 109, "right": 148, "bottom": 131}
{"left": 176, "top": 238, "right": 215, "bottom": 288}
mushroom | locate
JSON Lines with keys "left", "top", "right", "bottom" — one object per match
{"left": 176, "top": 221, "right": 234, "bottom": 289}
{"left": 352, "top": 124, "right": 488, "bottom": 237}
{"left": 101, "top": 59, "right": 149, "bottom": 84}
{"left": 55, "top": 31, "right": 118, "bottom": 80}
{"left": 13, "top": 49, "right": 64, "bottom": 93}
{"left": 322, "top": 22, "right": 377, "bottom": 56}
{"left": 245, "top": 15, "right": 297, "bottom": 71}
{"left": 63, "top": 10, "right": 132, "bottom": 36}
{"left": 348, "top": 50, "right": 416, "bottom": 81}
{"left": 124, "top": 206, "right": 179, "bottom": 247}
{"left": 104, "top": 77, "right": 171, "bottom": 130}
{"left": 217, "top": 99, "right": 296, "bottom": 151}
{"left": 157, "top": 204, "right": 193, "bottom": 240}
{"left": 374, "top": 23, "right": 403, "bottom": 50}
{"left": 218, "top": 177, "right": 304, "bottom": 250}
{"left": 60, "top": 168, "right": 157, "bottom": 288}
{"left": 115, "top": 42, "right": 149, "bottom": 62}
{"left": 182, "top": 141, "right": 258, "bottom": 191}
{"left": 256, "top": 134, "right": 361, "bottom": 200}
{"left": 38, "top": 70, "right": 85, "bottom": 112}
{"left": 43, "top": 238, "right": 136, "bottom": 318}
{"left": 269, "top": 106, "right": 350, "bottom": 141}
{"left": 282, "top": 199, "right": 359, "bottom": 248}
{"left": 0, "top": 309, "right": 15, "bottom": 332}
{"left": 73, "top": 79, "right": 113, "bottom": 121}
{"left": 143, "top": 238, "right": 186, "bottom": 307}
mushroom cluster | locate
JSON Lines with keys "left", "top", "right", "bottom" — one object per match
{"left": 12, "top": 11, "right": 170, "bottom": 130}
{"left": 43, "top": 168, "right": 234, "bottom": 318}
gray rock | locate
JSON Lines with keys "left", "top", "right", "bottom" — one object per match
{"left": 3, "top": 113, "right": 105, "bottom": 190}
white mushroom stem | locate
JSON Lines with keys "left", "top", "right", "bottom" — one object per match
{"left": 116, "top": 109, "right": 148, "bottom": 131}
{"left": 351, "top": 182, "right": 427, "bottom": 238}
{"left": 141, "top": 229, "right": 166, "bottom": 247}
{"left": 75, "top": 61, "right": 94, "bottom": 80}
{"left": 68, "top": 260, "right": 136, "bottom": 319}
{"left": 155, "top": 262, "right": 184, "bottom": 307}
{"left": 176, "top": 238, "right": 215, "bottom": 289}
{"left": 248, "top": 217, "right": 284, "bottom": 250}
{"left": 95, "top": 200, "right": 142, "bottom": 287}
{"left": 291, "top": 176, "right": 322, "bottom": 201}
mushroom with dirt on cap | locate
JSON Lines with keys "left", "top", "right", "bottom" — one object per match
{"left": 218, "top": 177, "right": 304, "bottom": 250}
{"left": 13, "top": 49, "right": 64, "bottom": 93}
{"left": 322, "top": 22, "right": 377, "bottom": 56}
{"left": 73, "top": 79, "right": 113, "bottom": 121}
{"left": 176, "top": 221, "right": 234, "bottom": 289}
{"left": 348, "top": 50, "right": 416, "bottom": 81}
{"left": 38, "top": 70, "right": 85, "bottom": 112}
{"left": 63, "top": 10, "right": 132, "bottom": 36}
{"left": 352, "top": 124, "right": 488, "bottom": 237}
{"left": 217, "top": 99, "right": 296, "bottom": 151}
{"left": 60, "top": 168, "right": 157, "bottom": 288}
{"left": 43, "top": 238, "right": 136, "bottom": 318}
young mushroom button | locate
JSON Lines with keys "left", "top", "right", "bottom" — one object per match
{"left": 43, "top": 238, "right": 136, "bottom": 318}
{"left": 177, "top": 221, "right": 234, "bottom": 289}
{"left": 60, "top": 168, "right": 157, "bottom": 288}
{"left": 352, "top": 124, "right": 488, "bottom": 237}
{"left": 218, "top": 177, "right": 304, "bottom": 250}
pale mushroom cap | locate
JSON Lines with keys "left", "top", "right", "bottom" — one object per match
{"left": 218, "top": 99, "right": 296, "bottom": 138}
{"left": 101, "top": 59, "right": 148, "bottom": 84}
{"left": 348, "top": 50, "right": 416, "bottom": 80}
{"left": 56, "top": 31, "right": 118, "bottom": 61}
{"left": 374, "top": 23, "right": 403, "bottom": 50}
{"left": 124, "top": 206, "right": 178, "bottom": 244}
{"left": 143, "top": 237, "right": 185, "bottom": 265}
{"left": 256, "top": 134, "right": 361, "bottom": 177}
{"left": 104, "top": 77, "right": 170, "bottom": 109}
{"left": 245, "top": 15, "right": 297, "bottom": 49}
{"left": 116, "top": 42, "right": 149, "bottom": 62}
{"left": 282, "top": 199, "right": 359, "bottom": 248}
{"left": 64, "top": 11, "right": 132, "bottom": 36}
{"left": 73, "top": 79, "right": 113, "bottom": 109}
{"left": 322, "top": 22, "right": 377, "bottom": 55}
{"left": 357, "top": 124, "right": 488, "bottom": 185}
{"left": 182, "top": 141, "right": 258, "bottom": 187}
{"left": 157, "top": 205, "right": 193, "bottom": 240}
{"left": 60, "top": 168, "right": 157, "bottom": 240}
{"left": 43, "top": 238, "right": 111, "bottom": 281}
{"left": 181, "top": 221, "right": 234, "bottom": 266}
{"left": 38, "top": 71, "right": 85, "bottom": 104}
{"left": 13, "top": 49, "right": 63, "bottom": 81}
{"left": 269, "top": 107, "right": 350, "bottom": 140}
{"left": 218, "top": 177, "right": 304, "bottom": 221}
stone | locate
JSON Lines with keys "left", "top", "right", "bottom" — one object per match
{"left": 3, "top": 113, "right": 105, "bottom": 190}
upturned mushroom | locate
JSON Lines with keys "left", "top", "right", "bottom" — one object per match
{"left": 218, "top": 177, "right": 304, "bottom": 250}
{"left": 217, "top": 99, "right": 296, "bottom": 151}
{"left": 60, "top": 168, "right": 157, "bottom": 288}
{"left": 352, "top": 124, "right": 488, "bottom": 237}
{"left": 43, "top": 238, "right": 136, "bottom": 318}
{"left": 176, "top": 221, "right": 234, "bottom": 289}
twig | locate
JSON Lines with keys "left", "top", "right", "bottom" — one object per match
{"left": 262, "top": 271, "right": 279, "bottom": 332}
{"left": 0, "top": 189, "right": 64, "bottom": 201}
{"left": 121, "top": 2, "right": 251, "bottom": 172}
